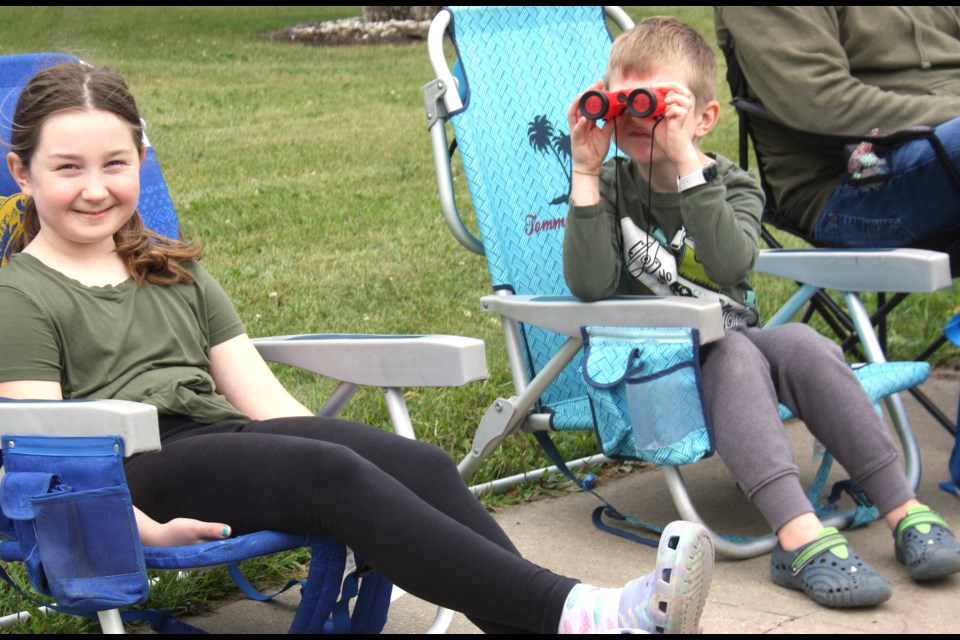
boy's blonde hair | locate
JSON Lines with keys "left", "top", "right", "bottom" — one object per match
{"left": 606, "top": 16, "right": 717, "bottom": 108}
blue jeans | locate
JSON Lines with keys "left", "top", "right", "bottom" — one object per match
{"left": 814, "top": 116, "right": 960, "bottom": 248}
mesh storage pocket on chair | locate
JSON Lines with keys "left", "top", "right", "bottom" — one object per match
{"left": 31, "top": 484, "right": 147, "bottom": 610}
{"left": 582, "top": 326, "right": 714, "bottom": 466}
{"left": 0, "top": 435, "right": 149, "bottom": 611}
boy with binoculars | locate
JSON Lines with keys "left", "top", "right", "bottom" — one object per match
{"left": 563, "top": 14, "right": 960, "bottom": 610}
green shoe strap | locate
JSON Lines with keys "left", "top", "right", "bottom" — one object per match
{"left": 896, "top": 508, "right": 950, "bottom": 547}
{"left": 791, "top": 530, "right": 849, "bottom": 574}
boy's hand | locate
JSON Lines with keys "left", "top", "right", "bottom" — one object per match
{"left": 568, "top": 79, "right": 615, "bottom": 175}
{"left": 649, "top": 81, "right": 704, "bottom": 177}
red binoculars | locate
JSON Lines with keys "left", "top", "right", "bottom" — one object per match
{"left": 578, "top": 87, "right": 667, "bottom": 120}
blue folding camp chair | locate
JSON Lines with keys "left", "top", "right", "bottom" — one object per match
{"left": 0, "top": 52, "right": 484, "bottom": 634}
{"left": 423, "top": 5, "right": 933, "bottom": 559}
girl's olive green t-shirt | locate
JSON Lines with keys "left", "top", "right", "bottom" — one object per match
{"left": 0, "top": 253, "right": 250, "bottom": 424}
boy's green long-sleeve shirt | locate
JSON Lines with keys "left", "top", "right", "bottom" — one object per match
{"left": 563, "top": 153, "right": 764, "bottom": 320}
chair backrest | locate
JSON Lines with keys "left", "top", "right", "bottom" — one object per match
{"left": 0, "top": 52, "right": 181, "bottom": 266}
{"left": 721, "top": 35, "right": 860, "bottom": 245}
{"left": 442, "top": 6, "right": 628, "bottom": 428}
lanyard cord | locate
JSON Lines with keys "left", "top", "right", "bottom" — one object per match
{"left": 612, "top": 116, "right": 664, "bottom": 231}
{"left": 612, "top": 116, "right": 666, "bottom": 271}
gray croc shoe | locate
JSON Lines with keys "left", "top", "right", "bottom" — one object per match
{"left": 770, "top": 527, "right": 891, "bottom": 608}
{"left": 895, "top": 504, "right": 960, "bottom": 581}
{"left": 619, "top": 520, "right": 715, "bottom": 634}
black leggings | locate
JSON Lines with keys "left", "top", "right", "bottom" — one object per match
{"left": 123, "top": 416, "right": 577, "bottom": 634}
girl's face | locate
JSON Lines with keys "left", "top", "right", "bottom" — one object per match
{"left": 9, "top": 108, "right": 141, "bottom": 254}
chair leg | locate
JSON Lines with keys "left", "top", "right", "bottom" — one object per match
{"left": 909, "top": 386, "right": 957, "bottom": 436}
{"left": 911, "top": 333, "right": 957, "bottom": 436}
{"left": 425, "top": 607, "right": 456, "bottom": 634}
{"left": 97, "top": 609, "right": 125, "bottom": 634}
{"left": 662, "top": 466, "right": 860, "bottom": 560}
{"left": 844, "top": 292, "right": 922, "bottom": 491}
{"left": 383, "top": 387, "right": 416, "bottom": 440}
{"left": 467, "top": 453, "right": 612, "bottom": 496}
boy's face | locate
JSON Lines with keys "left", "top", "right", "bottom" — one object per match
{"left": 606, "top": 66, "right": 703, "bottom": 165}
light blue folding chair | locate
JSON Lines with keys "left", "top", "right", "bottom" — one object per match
{"left": 0, "top": 52, "right": 484, "bottom": 634}
{"left": 423, "top": 5, "right": 932, "bottom": 558}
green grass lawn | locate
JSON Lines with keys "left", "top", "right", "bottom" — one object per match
{"left": 0, "top": 6, "right": 956, "bottom": 632}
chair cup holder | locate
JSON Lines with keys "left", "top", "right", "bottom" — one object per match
{"left": 30, "top": 485, "right": 149, "bottom": 610}
{"left": 625, "top": 365, "right": 709, "bottom": 453}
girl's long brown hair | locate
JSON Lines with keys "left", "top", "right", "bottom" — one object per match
{"left": 8, "top": 62, "right": 201, "bottom": 285}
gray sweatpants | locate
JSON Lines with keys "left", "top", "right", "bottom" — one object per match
{"left": 699, "top": 323, "right": 914, "bottom": 533}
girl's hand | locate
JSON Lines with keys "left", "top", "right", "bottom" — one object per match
{"left": 567, "top": 79, "right": 615, "bottom": 174}
{"left": 135, "top": 508, "right": 232, "bottom": 547}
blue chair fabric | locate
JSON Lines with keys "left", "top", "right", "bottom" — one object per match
{"left": 447, "top": 6, "right": 613, "bottom": 433}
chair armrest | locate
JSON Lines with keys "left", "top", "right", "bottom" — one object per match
{"left": 251, "top": 334, "right": 488, "bottom": 387}
{"left": 0, "top": 399, "right": 160, "bottom": 456}
{"left": 479, "top": 295, "right": 725, "bottom": 345}
{"left": 755, "top": 248, "right": 952, "bottom": 293}
{"left": 733, "top": 96, "right": 937, "bottom": 147}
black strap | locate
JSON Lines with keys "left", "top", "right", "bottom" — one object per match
{"left": 925, "top": 133, "right": 960, "bottom": 197}
{"left": 533, "top": 432, "right": 660, "bottom": 547}
{"left": 590, "top": 506, "right": 662, "bottom": 546}
{"left": 827, "top": 479, "right": 874, "bottom": 509}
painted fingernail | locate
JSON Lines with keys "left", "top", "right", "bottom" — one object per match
{"left": 222, "top": 526, "right": 231, "bottom": 538}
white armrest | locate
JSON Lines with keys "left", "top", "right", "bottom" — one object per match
{"left": 252, "top": 334, "right": 488, "bottom": 387}
{"left": 755, "top": 248, "right": 952, "bottom": 293}
{"left": 479, "top": 295, "right": 725, "bottom": 345}
{"left": 0, "top": 399, "right": 160, "bottom": 456}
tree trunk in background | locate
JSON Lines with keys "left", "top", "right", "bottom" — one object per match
{"left": 361, "top": 7, "right": 442, "bottom": 22}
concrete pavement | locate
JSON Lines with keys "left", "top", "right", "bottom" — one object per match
{"left": 170, "top": 369, "right": 960, "bottom": 634}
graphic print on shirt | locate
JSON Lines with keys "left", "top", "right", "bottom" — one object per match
{"left": 620, "top": 216, "right": 758, "bottom": 329}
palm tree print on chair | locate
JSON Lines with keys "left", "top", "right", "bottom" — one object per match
{"left": 527, "top": 114, "right": 571, "bottom": 205}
